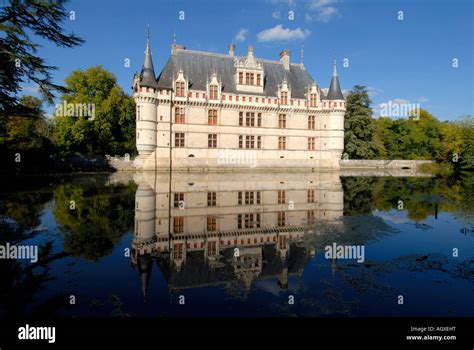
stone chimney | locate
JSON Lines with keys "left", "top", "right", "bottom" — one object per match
{"left": 228, "top": 44, "right": 235, "bottom": 57}
{"left": 247, "top": 46, "right": 254, "bottom": 60}
{"left": 280, "top": 49, "right": 290, "bottom": 70}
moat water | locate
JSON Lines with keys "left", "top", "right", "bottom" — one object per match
{"left": 0, "top": 171, "right": 472, "bottom": 318}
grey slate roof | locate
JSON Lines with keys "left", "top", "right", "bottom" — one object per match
{"left": 139, "top": 42, "right": 158, "bottom": 87}
{"left": 326, "top": 61, "right": 344, "bottom": 100}
{"left": 155, "top": 49, "right": 322, "bottom": 99}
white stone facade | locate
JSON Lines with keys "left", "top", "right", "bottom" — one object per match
{"left": 133, "top": 41, "right": 346, "bottom": 170}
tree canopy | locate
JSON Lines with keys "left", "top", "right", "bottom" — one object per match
{"left": 0, "top": 0, "right": 84, "bottom": 115}
{"left": 344, "top": 85, "right": 378, "bottom": 159}
{"left": 52, "top": 66, "right": 136, "bottom": 156}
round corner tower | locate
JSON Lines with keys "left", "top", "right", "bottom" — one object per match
{"left": 325, "top": 58, "right": 346, "bottom": 167}
{"left": 134, "top": 29, "right": 158, "bottom": 159}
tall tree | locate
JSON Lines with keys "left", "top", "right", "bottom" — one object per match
{"left": 52, "top": 66, "right": 136, "bottom": 156}
{"left": 459, "top": 116, "right": 474, "bottom": 170}
{"left": 344, "top": 85, "right": 378, "bottom": 159}
{"left": 0, "top": 0, "right": 84, "bottom": 115}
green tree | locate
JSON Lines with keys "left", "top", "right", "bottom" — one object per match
{"left": 0, "top": 0, "right": 84, "bottom": 114}
{"left": 4, "top": 95, "right": 51, "bottom": 151}
{"left": 459, "top": 116, "right": 474, "bottom": 170}
{"left": 344, "top": 85, "right": 378, "bottom": 159}
{"left": 52, "top": 66, "right": 136, "bottom": 156}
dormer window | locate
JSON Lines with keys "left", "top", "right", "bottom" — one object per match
{"left": 235, "top": 46, "right": 264, "bottom": 93}
{"left": 210, "top": 85, "right": 218, "bottom": 100}
{"left": 176, "top": 81, "right": 185, "bottom": 97}
{"left": 281, "top": 91, "right": 288, "bottom": 105}
{"left": 310, "top": 93, "right": 317, "bottom": 107}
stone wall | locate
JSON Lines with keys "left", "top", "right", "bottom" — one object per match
{"left": 340, "top": 159, "right": 433, "bottom": 170}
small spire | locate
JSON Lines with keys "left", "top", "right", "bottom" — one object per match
{"left": 173, "top": 30, "right": 176, "bottom": 45}
{"left": 140, "top": 26, "right": 156, "bottom": 87}
{"left": 145, "top": 25, "right": 151, "bottom": 55}
{"left": 326, "top": 57, "right": 344, "bottom": 100}
{"left": 300, "top": 45, "right": 304, "bottom": 65}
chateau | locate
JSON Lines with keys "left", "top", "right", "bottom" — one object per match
{"left": 131, "top": 172, "right": 343, "bottom": 296}
{"left": 133, "top": 32, "right": 346, "bottom": 170}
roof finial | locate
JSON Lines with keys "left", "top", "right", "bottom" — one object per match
{"left": 300, "top": 45, "right": 304, "bottom": 65}
{"left": 145, "top": 25, "right": 151, "bottom": 55}
{"left": 173, "top": 30, "right": 176, "bottom": 45}
{"left": 333, "top": 56, "right": 337, "bottom": 76}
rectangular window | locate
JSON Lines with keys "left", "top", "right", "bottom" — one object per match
{"left": 207, "top": 192, "right": 217, "bottom": 206}
{"left": 238, "top": 192, "right": 242, "bottom": 205}
{"left": 176, "top": 82, "right": 185, "bottom": 97}
{"left": 257, "top": 113, "right": 262, "bottom": 127}
{"left": 308, "top": 115, "right": 315, "bottom": 130}
{"left": 239, "top": 112, "right": 243, "bottom": 126}
{"left": 237, "top": 214, "right": 242, "bottom": 229}
{"left": 308, "top": 189, "right": 315, "bottom": 203}
{"left": 207, "top": 240, "right": 217, "bottom": 255}
{"left": 173, "top": 217, "right": 184, "bottom": 233}
{"left": 308, "top": 137, "right": 315, "bottom": 150}
{"left": 245, "top": 72, "right": 250, "bottom": 85}
{"left": 278, "top": 136, "right": 286, "bottom": 150}
{"left": 256, "top": 191, "right": 261, "bottom": 204}
{"left": 280, "top": 91, "right": 288, "bottom": 105}
{"left": 208, "top": 134, "right": 217, "bottom": 148}
{"left": 173, "top": 243, "right": 184, "bottom": 259}
{"left": 307, "top": 210, "right": 315, "bottom": 224}
{"left": 257, "top": 136, "right": 262, "bottom": 149}
{"left": 239, "top": 72, "right": 243, "bottom": 85}
{"left": 250, "top": 73, "right": 254, "bottom": 85}
{"left": 174, "top": 193, "right": 184, "bottom": 208}
{"left": 175, "top": 133, "right": 185, "bottom": 147}
{"left": 238, "top": 135, "right": 243, "bottom": 149}
{"left": 208, "top": 109, "right": 218, "bottom": 125}
{"left": 278, "top": 190, "right": 286, "bottom": 204}
{"left": 207, "top": 216, "right": 217, "bottom": 232}
{"left": 256, "top": 74, "right": 261, "bottom": 86}
{"left": 310, "top": 93, "right": 317, "bottom": 107}
{"left": 210, "top": 85, "right": 218, "bottom": 100}
{"left": 278, "top": 212, "right": 286, "bottom": 227}
{"left": 279, "top": 114, "right": 286, "bottom": 128}
{"left": 175, "top": 107, "right": 185, "bottom": 124}
{"left": 137, "top": 105, "right": 140, "bottom": 120}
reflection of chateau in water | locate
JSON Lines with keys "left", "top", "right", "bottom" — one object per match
{"left": 131, "top": 172, "right": 343, "bottom": 297}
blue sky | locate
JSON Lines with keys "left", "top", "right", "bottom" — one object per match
{"left": 19, "top": 0, "right": 473, "bottom": 121}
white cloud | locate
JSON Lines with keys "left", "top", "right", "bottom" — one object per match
{"left": 315, "top": 6, "right": 339, "bottom": 22}
{"left": 257, "top": 24, "right": 310, "bottom": 42}
{"left": 270, "top": 0, "right": 296, "bottom": 6}
{"left": 367, "top": 86, "right": 384, "bottom": 97}
{"left": 272, "top": 10, "right": 281, "bottom": 19}
{"left": 309, "top": 0, "right": 338, "bottom": 10}
{"left": 234, "top": 28, "right": 248, "bottom": 42}
{"left": 417, "top": 96, "right": 429, "bottom": 103}
{"left": 306, "top": 0, "right": 340, "bottom": 23}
